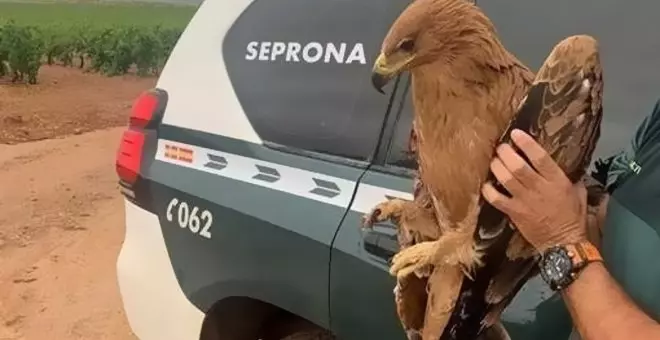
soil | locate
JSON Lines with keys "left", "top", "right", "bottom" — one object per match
{"left": 0, "top": 65, "right": 155, "bottom": 340}
{"left": 0, "top": 65, "right": 153, "bottom": 144}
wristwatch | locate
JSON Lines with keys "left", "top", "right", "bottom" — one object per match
{"left": 539, "top": 241, "right": 603, "bottom": 291}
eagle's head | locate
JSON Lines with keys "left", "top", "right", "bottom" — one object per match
{"left": 371, "top": 0, "right": 497, "bottom": 92}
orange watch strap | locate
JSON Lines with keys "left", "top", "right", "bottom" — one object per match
{"left": 579, "top": 241, "right": 603, "bottom": 262}
{"left": 566, "top": 241, "right": 603, "bottom": 268}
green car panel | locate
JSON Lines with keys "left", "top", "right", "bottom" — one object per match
{"left": 144, "top": 126, "right": 376, "bottom": 330}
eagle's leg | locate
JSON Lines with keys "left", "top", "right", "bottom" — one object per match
{"left": 390, "top": 229, "right": 486, "bottom": 281}
{"left": 364, "top": 199, "right": 439, "bottom": 242}
{"left": 363, "top": 175, "right": 432, "bottom": 230}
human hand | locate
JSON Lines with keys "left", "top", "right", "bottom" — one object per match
{"left": 481, "top": 129, "right": 589, "bottom": 253}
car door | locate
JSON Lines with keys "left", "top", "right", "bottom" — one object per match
{"left": 330, "top": 74, "right": 415, "bottom": 340}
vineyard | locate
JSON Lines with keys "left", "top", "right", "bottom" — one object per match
{"left": 0, "top": 2, "right": 196, "bottom": 84}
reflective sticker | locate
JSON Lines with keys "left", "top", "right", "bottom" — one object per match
{"left": 164, "top": 144, "right": 194, "bottom": 163}
{"left": 155, "top": 139, "right": 412, "bottom": 214}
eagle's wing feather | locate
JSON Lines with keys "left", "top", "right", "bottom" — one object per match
{"left": 440, "top": 35, "right": 604, "bottom": 340}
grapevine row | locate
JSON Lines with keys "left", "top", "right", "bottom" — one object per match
{"left": 0, "top": 21, "right": 182, "bottom": 84}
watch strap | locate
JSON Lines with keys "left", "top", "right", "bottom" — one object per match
{"left": 566, "top": 241, "right": 603, "bottom": 269}
{"left": 540, "top": 241, "right": 603, "bottom": 291}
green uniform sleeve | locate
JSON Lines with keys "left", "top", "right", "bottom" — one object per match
{"left": 605, "top": 99, "right": 660, "bottom": 191}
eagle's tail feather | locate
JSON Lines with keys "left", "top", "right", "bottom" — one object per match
{"left": 422, "top": 265, "right": 463, "bottom": 339}
{"left": 476, "top": 322, "right": 511, "bottom": 340}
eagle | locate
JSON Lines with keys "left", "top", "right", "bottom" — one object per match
{"left": 441, "top": 35, "right": 604, "bottom": 340}
{"left": 361, "top": 0, "right": 605, "bottom": 339}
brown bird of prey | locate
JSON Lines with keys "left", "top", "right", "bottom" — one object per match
{"left": 363, "top": 0, "right": 604, "bottom": 339}
{"left": 365, "top": 0, "right": 533, "bottom": 338}
{"left": 440, "top": 35, "right": 604, "bottom": 340}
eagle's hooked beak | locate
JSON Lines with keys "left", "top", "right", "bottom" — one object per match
{"left": 371, "top": 53, "right": 394, "bottom": 94}
{"left": 371, "top": 52, "right": 414, "bottom": 94}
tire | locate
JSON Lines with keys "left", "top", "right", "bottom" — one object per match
{"left": 280, "top": 329, "right": 336, "bottom": 340}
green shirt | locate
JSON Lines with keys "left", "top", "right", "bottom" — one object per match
{"left": 602, "top": 99, "right": 660, "bottom": 321}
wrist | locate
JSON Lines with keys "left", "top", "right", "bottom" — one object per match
{"left": 563, "top": 261, "right": 605, "bottom": 295}
{"left": 537, "top": 231, "right": 588, "bottom": 253}
{"left": 539, "top": 240, "right": 602, "bottom": 291}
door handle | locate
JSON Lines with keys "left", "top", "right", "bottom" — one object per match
{"left": 362, "top": 224, "right": 399, "bottom": 260}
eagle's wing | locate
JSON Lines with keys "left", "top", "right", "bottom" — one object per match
{"left": 440, "top": 35, "right": 604, "bottom": 340}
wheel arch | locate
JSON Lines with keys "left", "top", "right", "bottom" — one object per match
{"left": 199, "top": 295, "right": 334, "bottom": 340}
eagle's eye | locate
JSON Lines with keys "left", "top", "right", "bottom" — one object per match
{"left": 398, "top": 39, "right": 415, "bottom": 52}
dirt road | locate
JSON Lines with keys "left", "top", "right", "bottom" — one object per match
{"left": 0, "top": 128, "right": 137, "bottom": 340}
{"left": 0, "top": 66, "right": 154, "bottom": 339}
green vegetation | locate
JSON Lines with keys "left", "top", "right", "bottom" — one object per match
{"left": 0, "top": 2, "right": 195, "bottom": 29}
{"left": 0, "top": 2, "right": 197, "bottom": 83}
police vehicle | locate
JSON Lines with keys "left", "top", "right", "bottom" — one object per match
{"left": 114, "top": 0, "right": 659, "bottom": 338}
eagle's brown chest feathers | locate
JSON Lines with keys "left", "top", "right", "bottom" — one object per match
{"left": 411, "top": 67, "right": 529, "bottom": 223}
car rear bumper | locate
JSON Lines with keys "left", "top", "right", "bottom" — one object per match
{"left": 117, "top": 199, "right": 205, "bottom": 340}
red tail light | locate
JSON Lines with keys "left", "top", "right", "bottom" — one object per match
{"left": 130, "top": 90, "right": 160, "bottom": 128}
{"left": 116, "top": 130, "right": 146, "bottom": 185}
{"left": 116, "top": 89, "right": 167, "bottom": 186}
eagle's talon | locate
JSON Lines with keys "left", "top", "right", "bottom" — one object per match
{"left": 413, "top": 264, "right": 433, "bottom": 278}
{"left": 362, "top": 208, "right": 382, "bottom": 228}
{"left": 456, "top": 242, "right": 486, "bottom": 280}
{"left": 462, "top": 266, "right": 476, "bottom": 281}
{"left": 389, "top": 241, "right": 436, "bottom": 278}
{"left": 390, "top": 234, "right": 486, "bottom": 282}
{"left": 363, "top": 199, "right": 407, "bottom": 229}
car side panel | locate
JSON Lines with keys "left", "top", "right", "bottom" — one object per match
{"left": 147, "top": 0, "right": 415, "bottom": 331}
{"left": 142, "top": 127, "right": 368, "bottom": 329}
{"left": 117, "top": 200, "right": 205, "bottom": 340}
{"left": 156, "top": 0, "right": 262, "bottom": 143}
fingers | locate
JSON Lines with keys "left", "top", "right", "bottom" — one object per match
{"left": 481, "top": 182, "right": 519, "bottom": 215}
{"left": 489, "top": 157, "right": 526, "bottom": 196}
{"left": 510, "top": 129, "right": 566, "bottom": 182}
{"left": 495, "top": 143, "right": 544, "bottom": 189}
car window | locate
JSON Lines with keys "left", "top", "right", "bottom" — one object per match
{"left": 222, "top": 0, "right": 412, "bottom": 162}
{"left": 385, "top": 76, "right": 418, "bottom": 170}
{"left": 480, "top": 0, "right": 660, "bottom": 159}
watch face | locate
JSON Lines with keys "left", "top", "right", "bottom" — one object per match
{"left": 540, "top": 247, "right": 574, "bottom": 289}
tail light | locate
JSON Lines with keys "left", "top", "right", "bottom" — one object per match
{"left": 116, "top": 130, "right": 146, "bottom": 185}
{"left": 116, "top": 88, "right": 168, "bottom": 187}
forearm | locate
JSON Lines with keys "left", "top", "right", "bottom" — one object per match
{"left": 563, "top": 262, "right": 660, "bottom": 340}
